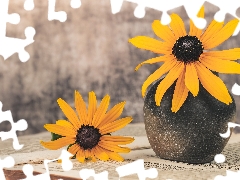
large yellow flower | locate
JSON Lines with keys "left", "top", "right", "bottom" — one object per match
{"left": 41, "top": 91, "right": 134, "bottom": 162}
{"left": 129, "top": 7, "right": 240, "bottom": 112}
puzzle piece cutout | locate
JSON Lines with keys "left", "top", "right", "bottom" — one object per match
{"left": 110, "top": 0, "right": 240, "bottom": 34}
{"left": 214, "top": 154, "right": 226, "bottom": 163}
{"left": 21, "top": 149, "right": 73, "bottom": 180}
{"left": 0, "top": 101, "right": 28, "bottom": 150}
{"left": 48, "top": 0, "right": 81, "bottom": 22}
{"left": 1, "top": 0, "right": 240, "bottom": 179}
{"left": 213, "top": 122, "right": 240, "bottom": 165}
{"left": 79, "top": 169, "right": 108, "bottom": 180}
{"left": 219, "top": 122, "right": 240, "bottom": 138}
{"left": 24, "top": 0, "right": 35, "bottom": 11}
{"left": 48, "top": 0, "right": 67, "bottom": 22}
{"left": 0, "top": 0, "right": 36, "bottom": 62}
{"left": 79, "top": 159, "right": 157, "bottom": 180}
{"left": 116, "top": 159, "right": 158, "bottom": 180}
{"left": 215, "top": 170, "right": 240, "bottom": 180}
{"left": 0, "top": 156, "right": 15, "bottom": 180}
{"left": 71, "top": 0, "right": 82, "bottom": 9}
{"left": 111, "top": 0, "right": 206, "bottom": 28}
{"left": 206, "top": 0, "right": 240, "bottom": 36}
{"left": 0, "top": 0, "right": 82, "bottom": 61}
{"left": 58, "top": 149, "right": 73, "bottom": 171}
{"left": 232, "top": 83, "right": 240, "bottom": 96}
{"left": 21, "top": 160, "right": 52, "bottom": 180}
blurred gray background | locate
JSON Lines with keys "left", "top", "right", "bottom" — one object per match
{"left": 0, "top": 0, "right": 240, "bottom": 135}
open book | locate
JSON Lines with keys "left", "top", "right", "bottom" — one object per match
{"left": 1, "top": 123, "right": 240, "bottom": 180}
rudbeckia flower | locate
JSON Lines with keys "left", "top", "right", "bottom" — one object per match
{"left": 41, "top": 91, "right": 134, "bottom": 162}
{"left": 129, "top": 6, "right": 240, "bottom": 112}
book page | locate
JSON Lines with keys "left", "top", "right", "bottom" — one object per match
{"left": 1, "top": 124, "right": 240, "bottom": 180}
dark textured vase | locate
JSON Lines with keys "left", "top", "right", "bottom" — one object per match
{"left": 143, "top": 79, "right": 236, "bottom": 164}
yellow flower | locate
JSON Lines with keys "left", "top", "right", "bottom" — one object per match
{"left": 41, "top": 91, "right": 134, "bottom": 162}
{"left": 129, "top": 6, "right": 240, "bottom": 113}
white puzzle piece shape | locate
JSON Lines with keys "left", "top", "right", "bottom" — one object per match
{"left": 0, "top": 156, "right": 15, "bottom": 180}
{"left": 220, "top": 122, "right": 240, "bottom": 138}
{"left": 110, "top": 0, "right": 206, "bottom": 28}
{"left": 71, "top": 0, "right": 81, "bottom": 9}
{"left": 79, "top": 169, "right": 109, "bottom": 180}
{"left": 215, "top": 170, "right": 240, "bottom": 180}
{"left": 0, "top": 102, "right": 28, "bottom": 150}
{"left": 24, "top": 0, "right": 35, "bottom": 11}
{"left": 21, "top": 149, "right": 73, "bottom": 180}
{"left": 232, "top": 83, "right": 240, "bottom": 96}
{"left": 206, "top": 0, "right": 240, "bottom": 36}
{"left": 48, "top": 0, "right": 67, "bottom": 22}
{"left": 213, "top": 122, "right": 240, "bottom": 177}
{"left": 58, "top": 149, "right": 73, "bottom": 171}
{"left": 110, "top": 0, "right": 240, "bottom": 32}
{"left": 0, "top": 0, "right": 36, "bottom": 62}
{"left": 21, "top": 161, "right": 51, "bottom": 180}
{"left": 116, "top": 159, "right": 158, "bottom": 180}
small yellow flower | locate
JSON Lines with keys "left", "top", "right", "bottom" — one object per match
{"left": 41, "top": 91, "right": 134, "bottom": 162}
{"left": 129, "top": 6, "right": 240, "bottom": 112}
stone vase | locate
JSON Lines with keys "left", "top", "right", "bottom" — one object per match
{"left": 143, "top": 78, "right": 236, "bottom": 164}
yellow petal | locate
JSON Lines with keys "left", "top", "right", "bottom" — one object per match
{"left": 92, "top": 94, "right": 110, "bottom": 127}
{"left": 98, "top": 141, "right": 131, "bottom": 153}
{"left": 195, "top": 62, "right": 232, "bottom": 104}
{"left": 57, "top": 98, "right": 81, "bottom": 130}
{"left": 68, "top": 144, "right": 81, "bottom": 155}
{"left": 56, "top": 120, "right": 75, "bottom": 129}
{"left": 202, "top": 48, "right": 240, "bottom": 60}
{"left": 155, "top": 62, "right": 185, "bottom": 106}
{"left": 75, "top": 91, "right": 87, "bottom": 125}
{"left": 91, "top": 153, "right": 97, "bottom": 162}
{"left": 203, "top": 19, "right": 239, "bottom": 49}
{"left": 98, "top": 101, "right": 126, "bottom": 128}
{"left": 152, "top": 20, "right": 176, "bottom": 43}
{"left": 189, "top": 6, "right": 204, "bottom": 38}
{"left": 142, "top": 56, "right": 177, "bottom": 97}
{"left": 40, "top": 137, "right": 75, "bottom": 150}
{"left": 100, "top": 136, "right": 134, "bottom": 145}
{"left": 200, "top": 56, "right": 240, "bottom": 74}
{"left": 98, "top": 146, "right": 124, "bottom": 161}
{"left": 135, "top": 55, "right": 172, "bottom": 71}
{"left": 87, "top": 91, "right": 97, "bottom": 124}
{"left": 171, "top": 68, "right": 189, "bottom": 112}
{"left": 88, "top": 150, "right": 96, "bottom": 162}
{"left": 76, "top": 148, "right": 85, "bottom": 163}
{"left": 200, "top": 20, "right": 224, "bottom": 46}
{"left": 44, "top": 124, "right": 76, "bottom": 137}
{"left": 100, "top": 117, "right": 133, "bottom": 135}
{"left": 185, "top": 63, "right": 199, "bottom": 96}
{"left": 93, "top": 146, "right": 109, "bottom": 161}
{"left": 129, "top": 36, "right": 171, "bottom": 54}
{"left": 84, "top": 149, "right": 92, "bottom": 159}
{"left": 170, "top": 14, "right": 187, "bottom": 39}
{"left": 104, "top": 149, "right": 124, "bottom": 162}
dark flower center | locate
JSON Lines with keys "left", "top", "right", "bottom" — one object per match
{"left": 172, "top": 35, "right": 203, "bottom": 63}
{"left": 76, "top": 125, "right": 101, "bottom": 150}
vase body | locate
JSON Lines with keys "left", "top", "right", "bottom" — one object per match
{"left": 144, "top": 79, "right": 236, "bottom": 164}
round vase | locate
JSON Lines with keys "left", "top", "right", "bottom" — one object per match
{"left": 143, "top": 79, "right": 236, "bottom": 164}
